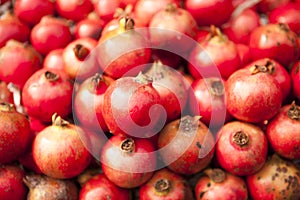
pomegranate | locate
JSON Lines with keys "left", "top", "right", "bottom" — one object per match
{"left": 0, "top": 164, "right": 27, "bottom": 200}
{"left": 249, "top": 23, "right": 299, "bottom": 67}
{"left": 14, "top": 0, "right": 55, "bottom": 26}
{"left": 246, "top": 154, "right": 300, "bottom": 200}
{"left": 257, "top": 0, "right": 290, "bottom": 13}
{"left": 225, "top": 66, "right": 282, "bottom": 123}
{"left": 30, "top": 15, "right": 73, "bottom": 55}
{"left": 43, "top": 49, "right": 65, "bottom": 71}
{"left": 93, "top": 0, "right": 120, "bottom": 23}
{"left": 0, "top": 11, "right": 30, "bottom": 48}
{"left": 102, "top": 73, "right": 163, "bottom": 137}
{"left": 79, "top": 174, "right": 130, "bottom": 200}
{"left": 74, "top": 18, "right": 104, "bottom": 40}
{"left": 195, "top": 168, "right": 248, "bottom": 200}
{"left": 101, "top": 134, "right": 156, "bottom": 188}
{"left": 139, "top": 168, "right": 193, "bottom": 200}
{"left": 188, "top": 26, "right": 241, "bottom": 79}
{"left": 0, "top": 40, "right": 42, "bottom": 89}
{"left": 32, "top": 114, "right": 92, "bottom": 179}
{"left": 24, "top": 174, "right": 78, "bottom": 200}
{"left": 215, "top": 121, "right": 268, "bottom": 176}
{"left": 158, "top": 115, "right": 215, "bottom": 175}
{"left": 291, "top": 61, "right": 300, "bottom": 100}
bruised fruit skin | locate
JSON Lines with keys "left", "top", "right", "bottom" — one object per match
{"left": 158, "top": 115, "right": 215, "bottom": 175}
{"left": 0, "top": 165, "right": 27, "bottom": 200}
{"left": 79, "top": 174, "right": 130, "bottom": 200}
{"left": 246, "top": 154, "right": 300, "bottom": 200}
{"left": 215, "top": 121, "right": 268, "bottom": 176}
{"left": 139, "top": 168, "right": 194, "bottom": 200}
{"left": 266, "top": 102, "right": 300, "bottom": 159}
{"left": 195, "top": 168, "right": 248, "bottom": 200}
{"left": 32, "top": 114, "right": 92, "bottom": 179}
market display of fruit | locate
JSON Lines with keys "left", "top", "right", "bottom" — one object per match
{"left": 0, "top": 0, "right": 300, "bottom": 199}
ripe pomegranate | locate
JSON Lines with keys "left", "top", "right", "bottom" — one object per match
{"left": 188, "top": 26, "right": 241, "bottom": 79}
{"left": 291, "top": 61, "right": 300, "bottom": 100}
{"left": 102, "top": 73, "right": 163, "bottom": 137}
{"left": 0, "top": 164, "right": 27, "bottom": 200}
{"left": 0, "top": 40, "right": 42, "bottom": 89}
{"left": 43, "top": 49, "right": 65, "bottom": 71}
{"left": 0, "top": 81, "right": 14, "bottom": 104}
{"left": 215, "top": 121, "right": 268, "bottom": 176}
{"left": 158, "top": 115, "right": 215, "bottom": 175}
{"left": 0, "top": 102, "right": 31, "bottom": 164}
{"left": 79, "top": 174, "right": 130, "bottom": 200}
{"left": 249, "top": 23, "right": 299, "bottom": 67}
{"left": 55, "top": 0, "right": 93, "bottom": 22}
{"left": 185, "top": 0, "right": 234, "bottom": 26}
{"left": 101, "top": 134, "right": 156, "bottom": 188}
{"left": 93, "top": 0, "right": 120, "bottom": 23}
{"left": 14, "top": 0, "right": 55, "bottom": 26}
{"left": 195, "top": 168, "right": 248, "bottom": 200}
{"left": 24, "top": 174, "right": 78, "bottom": 200}
{"left": 225, "top": 66, "right": 282, "bottom": 123}
{"left": 74, "top": 18, "right": 104, "bottom": 40}
{"left": 98, "top": 17, "right": 151, "bottom": 79}
{"left": 32, "top": 114, "right": 92, "bottom": 179}
{"left": 267, "top": 102, "right": 300, "bottom": 159}
{"left": 62, "top": 37, "right": 99, "bottom": 80}
{"left": 0, "top": 11, "right": 30, "bottom": 48}
{"left": 247, "top": 154, "right": 300, "bottom": 200}
{"left": 139, "top": 168, "right": 193, "bottom": 200}
{"left": 22, "top": 69, "right": 73, "bottom": 123}
{"left": 30, "top": 15, "right": 72, "bottom": 55}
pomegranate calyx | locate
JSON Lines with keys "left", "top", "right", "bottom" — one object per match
{"left": 114, "top": 4, "right": 133, "bottom": 19}
{"left": 154, "top": 179, "right": 171, "bottom": 194}
{"left": 232, "top": 131, "right": 249, "bottom": 147}
{"left": 0, "top": 102, "right": 15, "bottom": 112}
{"left": 250, "top": 63, "right": 275, "bottom": 75}
{"left": 208, "top": 25, "right": 226, "bottom": 41}
{"left": 134, "top": 72, "right": 152, "bottom": 84}
{"left": 278, "top": 23, "right": 290, "bottom": 32}
{"left": 120, "top": 138, "right": 135, "bottom": 153}
{"left": 205, "top": 168, "right": 226, "bottom": 183}
{"left": 44, "top": 71, "right": 59, "bottom": 82}
{"left": 147, "top": 60, "right": 166, "bottom": 81}
{"left": 179, "top": 115, "right": 201, "bottom": 136}
{"left": 287, "top": 101, "right": 300, "bottom": 121}
{"left": 119, "top": 16, "right": 135, "bottom": 31}
{"left": 52, "top": 113, "right": 69, "bottom": 127}
{"left": 90, "top": 73, "right": 105, "bottom": 91}
{"left": 23, "top": 175, "right": 40, "bottom": 189}
{"left": 209, "top": 80, "right": 224, "bottom": 96}
{"left": 165, "top": 3, "right": 178, "bottom": 13}
{"left": 73, "top": 44, "right": 90, "bottom": 61}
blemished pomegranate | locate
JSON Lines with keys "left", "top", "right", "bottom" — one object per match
{"left": 195, "top": 168, "right": 248, "bottom": 200}
{"left": 266, "top": 102, "right": 300, "bottom": 159}
{"left": 24, "top": 174, "right": 78, "bottom": 200}
{"left": 79, "top": 174, "right": 130, "bottom": 200}
{"left": 101, "top": 134, "right": 156, "bottom": 188}
{"left": 246, "top": 154, "right": 300, "bottom": 200}
{"left": 158, "top": 115, "right": 215, "bottom": 175}
{"left": 139, "top": 168, "right": 194, "bottom": 200}
{"left": 32, "top": 114, "right": 92, "bottom": 179}
{"left": 225, "top": 66, "right": 282, "bottom": 123}
{"left": 22, "top": 69, "right": 73, "bottom": 123}
{"left": 215, "top": 121, "right": 268, "bottom": 176}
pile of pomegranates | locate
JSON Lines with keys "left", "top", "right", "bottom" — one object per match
{"left": 1, "top": 0, "right": 300, "bottom": 199}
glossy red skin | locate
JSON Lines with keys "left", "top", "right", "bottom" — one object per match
{"left": 291, "top": 61, "right": 300, "bottom": 100}
{"left": 75, "top": 18, "right": 104, "bottom": 40}
{"left": 139, "top": 168, "right": 194, "bottom": 200}
{"left": 0, "top": 104, "right": 31, "bottom": 164}
{"left": 195, "top": 169, "right": 248, "bottom": 200}
{"left": 266, "top": 104, "right": 300, "bottom": 159}
{"left": 216, "top": 121, "right": 268, "bottom": 176}
{"left": 101, "top": 135, "right": 156, "bottom": 188}
{"left": 55, "top": 0, "right": 93, "bottom": 22}
{"left": 62, "top": 37, "right": 99, "bottom": 80}
{"left": 257, "top": 0, "right": 290, "bottom": 13}
{"left": 33, "top": 123, "right": 92, "bottom": 179}
{"left": 102, "top": 76, "right": 162, "bottom": 137}
{"left": 185, "top": 0, "right": 234, "bottom": 26}
{"left": 188, "top": 31, "right": 241, "bottom": 79}
{"left": 22, "top": 69, "right": 73, "bottom": 123}
{"left": 189, "top": 78, "right": 231, "bottom": 127}
{"left": 79, "top": 174, "right": 130, "bottom": 200}
{"left": 269, "top": 3, "right": 300, "bottom": 35}
{"left": 225, "top": 68, "right": 282, "bottom": 123}
{"left": 246, "top": 154, "right": 300, "bottom": 200}
{"left": 158, "top": 116, "right": 215, "bottom": 175}
{"left": 14, "top": 0, "right": 55, "bottom": 26}
{"left": 0, "top": 165, "right": 27, "bottom": 200}
{"left": 249, "top": 23, "right": 299, "bottom": 67}
{"left": 30, "top": 16, "right": 73, "bottom": 55}
{"left": 243, "top": 58, "right": 291, "bottom": 101}
{"left": 74, "top": 75, "right": 113, "bottom": 133}
{"left": 236, "top": 43, "right": 251, "bottom": 66}
{"left": 223, "top": 8, "right": 260, "bottom": 45}
{"left": 0, "top": 81, "right": 14, "bottom": 104}
{"left": 0, "top": 11, "right": 30, "bottom": 48}
{"left": 43, "top": 49, "right": 65, "bottom": 71}
{"left": 94, "top": 0, "right": 120, "bottom": 23}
